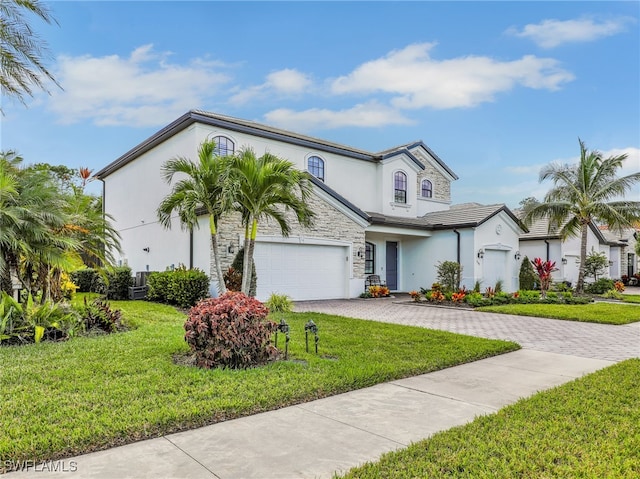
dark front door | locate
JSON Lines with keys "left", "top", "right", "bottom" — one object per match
{"left": 386, "top": 242, "right": 398, "bottom": 290}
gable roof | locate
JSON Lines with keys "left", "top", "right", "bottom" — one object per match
{"left": 368, "top": 203, "right": 527, "bottom": 232}
{"left": 95, "top": 110, "right": 456, "bottom": 180}
{"left": 515, "top": 211, "right": 614, "bottom": 244}
{"left": 377, "top": 141, "right": 459, "bottom": 180}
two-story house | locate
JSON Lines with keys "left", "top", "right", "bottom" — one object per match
{"left": 96, "top": 110, "right": 526, "bottom": 300}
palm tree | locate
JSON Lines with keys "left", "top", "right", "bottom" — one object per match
{"left": 523, "top": 139, "right": 640, "bottom": 293}
{"left": 228, "top": 148, "right": 315, "bottom": 295}
{"left": 0, "top": 0, "right": 60, "bottom": 110}
{"left": 157, "top": 140, "right": 231, "bottom": 294}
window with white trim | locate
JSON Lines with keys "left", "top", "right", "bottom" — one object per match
{"left": 421, "top": 179, "right": 433, "bottom": 198}
{"left": 394, "top": 171, "right": 407, "bottom": 203}
{"left": 307, "top": 155, "right": 325, "bottom": 181}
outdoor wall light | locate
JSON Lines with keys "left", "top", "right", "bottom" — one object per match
{"left": 142, "top": 247, "right": 150, "bottom": 253}
{"left": 357, "top": 248, "right": 363, "bottom": 257}
{"left": 562, "top": 257, "right": 568, "bottom": 265}
{"left": 514, "top": 251, "right": 521, "bottom": 261}
{"left": 477, "top": 249, "right": 484, "bottom": 259}
{"left": 228, "top": 243, "right": 235, "bottom": 254}
{"left": 609, "top": 260, "right": 614, "bottom": 266}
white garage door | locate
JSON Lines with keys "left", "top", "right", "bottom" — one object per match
{"left": 253, "top": 242, "right": 348, "bottom": 301}
{"left": 483, "top": 249, "right": 508, "bottom": 290}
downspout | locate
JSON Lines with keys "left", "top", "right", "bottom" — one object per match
{"left": 544, "top": 239, "right": 550, "bottom": 262}
{"left": 453, "top": 229, "right": 461, "bottom": 263}
{"left": 189, "top": 229, "right": 194, "bottom": 269}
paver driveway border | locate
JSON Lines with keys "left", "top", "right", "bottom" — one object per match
{"left": 294, "top": 297, "right": 640, "bottom": 361}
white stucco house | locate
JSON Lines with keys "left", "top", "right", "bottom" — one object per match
{"left": 95, "top": 110, "right": 527, "bottom": 300}
{"left": 517, "top": 214, "right": 637, "bottom": 285}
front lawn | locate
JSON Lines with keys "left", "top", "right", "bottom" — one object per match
{"left": 622, "top": 294, "right": 640, "bottom": 304}
{"left": 0, "top": 300, "right": 518, "bottom": 468}
{"left": 477, "top": 302, "right": 640, "bottom": 325}
{"left": 342, "top": 359, "right": 640, "bottom": 478}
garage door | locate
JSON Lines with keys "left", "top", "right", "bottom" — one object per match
{"left": 483, "top": 249, "right": 507, "bottom": 290}
{"left": 253, "top": 242, "right": 348, "bottom": 301}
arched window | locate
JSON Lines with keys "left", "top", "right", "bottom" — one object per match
{"left": 394, "top": 171, "right": 407, "bottom": 203}
{"left": 421, "top": 179, "right": 433, "bottom": 198}
{"left": 307, "top": 155, "right": 325, "bottom": 181}
{"left": 213, "top": 136, "right": 235, "bottom": 156}
{"left": 365, "top": 242, "right": 375, "bottom": 274}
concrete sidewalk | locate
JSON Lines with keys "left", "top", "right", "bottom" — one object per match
{"left": 8, "top": 349, "right": 613, "bottom": 479}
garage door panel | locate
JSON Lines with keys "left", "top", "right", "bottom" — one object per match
{"left": 254, "top": 242, "right": 347, "bottom": 301}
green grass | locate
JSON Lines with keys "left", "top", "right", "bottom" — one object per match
{"left": 622, "top": 294, "right": 640, "bottom": 304}
{"left": 477, "top": 302, "right": 640, "bottom": 324}
{"left": 342, "top": 359, "right": 640, "bottom": 479}
{"left": 0, "top": 300, "right": 518, "bottom": 466}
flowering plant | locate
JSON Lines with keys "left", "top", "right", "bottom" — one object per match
{"left": 531, "top": 258, "right": 558, "bottom": 297}
{"left": 409, "top": 290, "right": 422, "bottom": 302}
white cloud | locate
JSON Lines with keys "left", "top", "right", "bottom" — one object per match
{"left": 49, "top": 45, "right": 230, "bottom": 127}
{"left": 599, "top": 147, "right": 640, "bottom": 178}
{"left": 330, "top": 43, "right": 574, "bottom": 109}
{"left": 263, "top": 101, "right": 412, "bottom": 131}
{"left": 506, "top": 16, "right": 635, "bottom": 49}
{"left": 230, "top": 68, "right": 312, "bottom": 104}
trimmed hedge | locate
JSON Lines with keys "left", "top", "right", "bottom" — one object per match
{"left": 70, "top": 268, "right": 105, "bottom": 293}
{"left": 146, "top": 268, "right": 209, "bottom": 308}
{"left": 105, "top": 267, "right": 133, "bottom": 300}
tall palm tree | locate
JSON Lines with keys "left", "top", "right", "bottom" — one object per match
{"left": 0, "top": 0, "right": 60, "bottom": 110}
{"left": 228, "top": 148, "right": 315, "bottom": 295}
{"left": 523, "top": 139, "right": 640, "bottom": 293}
{"left": 157, "top": 140, "right": 231, "bottom": 294}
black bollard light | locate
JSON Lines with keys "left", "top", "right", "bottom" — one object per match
{"left": 276, "top": 318, "right": 290, "bottom": 360}
{"left": 304, "top": 320, "right": 319, "bottom": 354}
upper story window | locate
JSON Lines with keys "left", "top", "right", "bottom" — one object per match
{"left": 307, "top": 155, "right": 325, "bottom": 181}
{"left": 421, "top": 179, "right": 433, "bottom": 198}
{"left": 365, "top": 242, "right": 375, "bottom": 274}
{"left": 394, "top": 171, "right": 407, "bottom": 203}
{"left": 213, "top": 136, "right": 235, "bottom": 156}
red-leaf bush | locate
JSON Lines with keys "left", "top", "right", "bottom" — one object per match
{"left": 184, "top": 292, "right": 278, "bottom": 369}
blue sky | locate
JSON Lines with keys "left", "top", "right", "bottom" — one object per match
{"left": 2, "top": 1, "right": 639, "bottom": 207}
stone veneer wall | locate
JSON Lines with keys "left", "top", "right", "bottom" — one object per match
{"left": 209, "top": 191, "right": 366, "bottom": 281}
{"left": 412, "top": 150, "right": 451, "bottom": 202}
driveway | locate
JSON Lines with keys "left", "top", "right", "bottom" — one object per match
{"left": 294, "top": 297, "right": 640, "bottom": 361}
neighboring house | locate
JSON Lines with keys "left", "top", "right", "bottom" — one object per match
{"left": 95, "top": 110, "right": 526, "bottom": 300}
{"left": 599, "top": 226, "right": 639, "bottom": 280}
{"left": 517, "top": 214, "right": 632, "bottom": 285}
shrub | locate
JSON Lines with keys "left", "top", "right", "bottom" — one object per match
{"left": 146, "top": 267, "right": 209, "bottom": 308}
{"left": 494, "top": 279, "right": 504, "bottom": 294}
{"left": 602, "top": 289, "right": 624, "bottom": 300}
{"left": 436, "top": 261, "right": 462, "bottom": 292}
{"left": 451, "top": 289, "right": 466, "bottom": 302}
{"left": 60, "top": 272, "right": 78, "bottom": 300}
{"left": 614, "top": 281, "right": 625, "bottom": 292}
{"left": 231, "top": 247, "right": 257, "bottom": 297}
{"left": 105, "top": 266, "right": 133, "bottom": 300}
{"left": 584, "top": 250, "right": 609, "bottom": 281}
{"left": 518, "top": 256, "right": 537, "bottom": 290}
{"left": 70, "top": 268, "right": 105, "bottom": 293}
{"left": 184, "top": 292, "right": 277, "bottom": 369}
{"left": 584, "top": 278, "right": 615, "bottom": 295}
{"left": 409, "top": 290, "right": 422, "bottom": 302}
{"left": 531, "top": 258, "right": 558, "bottom": 297}
{"left": 369, "top": 285, "right": 390, "bottom": 298}
{"left": 223, "top": 267, "right": 242, "bottom": 292}
{"left": 146, "top": 272, "right": 170, "bottom": 303}
{"left": 78, "top": 297, "right": 123, "bottom": 333}
{"left": 465, "top": 292, "right": 489, "bottom": 307}
{"left": 429, "top": 290, "right": 445, "bottom": 302}
{"left": 265, "top": 293, "right": 293, "bottom": 313}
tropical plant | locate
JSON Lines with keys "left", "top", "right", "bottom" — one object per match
{"left": 436, "top": 261, "right": 462, "bottom": 292}
{"left": 409, "top": 290, "right": 422, "bottom": 302}
{"left": 531, "top": 258, "right": 558, "bottom": 298}
{"left": 227, "top": 148, "right": 315, "bottom": 295}
{"left": 184, "top": 292, "right": 277, "bottom": 369}
{"left": 584, "top": 250, "right": 609, "bottom": 281}
{"left": 522, "top": 139, "right": 640, "bottom": 293}
{"left": 265, "top": 293, "right": 293, "bottom": 313}
{"left": 0, "top": 0, "right": 60, "bottom": 111}
{"left": 157, "top": 140, "right": 232, "bottom": 294}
